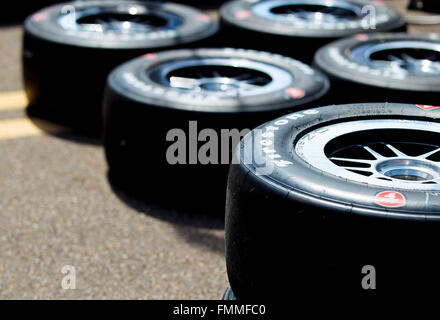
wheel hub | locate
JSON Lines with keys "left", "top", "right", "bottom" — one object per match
{"left": 198, "top": 78, "right": 241, "bottom": 92}
{"left": 376, "top": 158, "right": 440, "bottom": 181}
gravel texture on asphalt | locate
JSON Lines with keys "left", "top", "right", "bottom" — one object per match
{"left": 0, "top": 17, "right": 227, "bottom": 300}
{"left": 0, "top": 0, "right": 439, "bottom": 299}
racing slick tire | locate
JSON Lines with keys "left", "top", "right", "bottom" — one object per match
{"left": 219, "top": 0, "right": 406, "bottom": 63}
{"left": 313, "top": 33, "right": 440, "bottom": 105}
{"left": 23, "top": 0, "right": 218, "bottom": 133}
{"left": 226, "top": 102, "right": 440, "bottom": 300}
{"left": 103, "top": 48, "right": 329, "bottom": 206}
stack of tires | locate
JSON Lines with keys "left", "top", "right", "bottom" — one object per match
{"left": 21, "top": 0, "right": 440, "bottom": 300}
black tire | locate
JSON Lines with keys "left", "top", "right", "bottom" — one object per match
{"left": 103, "top": 48, "right": 329, "bottom": 207}
{"left": 164, "top": 0, "right": 227, "bottom": 5}
{"left": 219, "top": 0, "right": 406, "bottom": 63}
{"left": 1, "top": 1, "right": 60, "bottom": 23}
{"left": 408, "top": 0, "right": 440, "bottom": 14}
{"left": 314, "top": 33, "right": 440, "bottom": 105}
{"left": 226, "top": 102, "right": 440, "bottom": 300}
{"left": 23, "top": 0, "right": 218, "bottom": 133}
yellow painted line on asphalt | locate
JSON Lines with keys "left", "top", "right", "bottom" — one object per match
{"left": 0, "top": 118, "right": 68, "bottom": 140}
{"left": 0, "top": 91, "right": 28, "bottom": 111}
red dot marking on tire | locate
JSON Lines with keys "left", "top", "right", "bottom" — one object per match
{"left": 354, "top": 34, "right": 368, "bottom": 41}
{"left": 142, "top": 53, "right": 157, "bottom": 60}
{"left": 32, "top": 12, "right": 49, "bottom": 21}
{"left": 235, "top": 10, "right": 251, "bottom": 20}
{"left": 417, "top": 104, "right": 440, "bottom": 111}
{"left": 196, "top": 14, "right": 211, "bottom": 22}
{"left": 375, "top": 191, "right": 406, "bottom": 208}
{"left": 285, "top": 87, "right": 305, "bottom": 99}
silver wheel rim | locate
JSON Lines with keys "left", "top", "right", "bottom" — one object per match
{"left": 252, "top": 0, "right": 364, "bottom": 24}
{"left": 351, "top": 40, "right": 440, "bottom": 76}
{"left": 149, "top": 58, "right": 293, "bottom": 97}
{"left": 58, "top": 5, "right": 181, "bottom": 34}
{"left": 295, "top": 119, "right": 440, "bottom": 191}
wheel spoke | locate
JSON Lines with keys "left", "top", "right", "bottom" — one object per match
{"left": 341, "top": 166, "right": 374, "bottom": 173}
{"left": 235, "top": 73, "right": 254, "bottom": 81}
{"left": 239, "top": 84, "right": 259, "bottom": 92}
{"left": 212, "top": 71, "right": 222, "bottom": 78}
{"left": 240, "top": 82, "right": 260, "bottom": 89}
{"left": 95, "top": 18, "right": 107, "bottom": 31}
{"left": 329, "top": 157, "right": 375, "bottom": 164}
{"left": 384, "top": 143, "right": 408, "bottom": 157}
{"left": 388, "top": 54, "right": 403, "bottom": 63}
{"left": 401, "top": 53, "right": 418, "bottom": 64}
{"left": 140, "top": 25, "right": 154, "bottom": 32}
{"left": 169, "top": 76, "right": 198, "bottom": 89}
{"left": 362, "top": 145, "right": 385, "bottom": 159}
{"left": 418, "top": 147, "right": 440, "bottom": 159}
{"left": 246, "top": 76, "right": 270, "bottom": 85}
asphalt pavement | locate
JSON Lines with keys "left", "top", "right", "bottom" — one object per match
{"left": 0, "top": 0, "right": 439, "bottom": 299}
{"left": 0, "top": 20, "right": 227, "bottom": 300}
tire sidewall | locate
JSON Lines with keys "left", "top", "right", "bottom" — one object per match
{"left": 108, "top": 48, "right": 330, "bottom": 113}
{"left": 220, "top": 0, "right": 405, "bottom": 38}
{"left": 240, "top": 103, "right": 440, "bottom": 218}
{"left": 314, "top": 33, "right": 440, "bottom": 92}
{"left": 24, "top": 1, "right": 218, "bottom": 49}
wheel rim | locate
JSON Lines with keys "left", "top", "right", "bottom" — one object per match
{"left": 351, "top": 40, "right": 440, "bottom": 76}
{"left": 148, "top": 58, "right": 293, "bottom": 97}
{"left": 58, "top": 5, "right": 181, "bottom": 34}
{"left": 252, "top": 0, "right": 365, "bottom": 24}
{"left": 295, "top": 119, "right": 440, "bottom": 191}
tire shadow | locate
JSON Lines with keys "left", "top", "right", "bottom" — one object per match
{"left": 173, "top": 226, "right": 225, "bottom": 256}
{"left": 107, "top": 170, "right": 226, "bottom": 254}
{"left": 26, "top": 113, "right": 103, "bottom": 146}
{"left": 107, "top": 170, "right": 225, "bottom": 229}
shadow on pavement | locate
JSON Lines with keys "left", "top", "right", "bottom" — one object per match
{"left": 27, "top": 113, "right": 103, "bottom": 146}
{"left": 107, "top": 170, "right": 226, "bottom": 254}
{"left": 173, "top": 226, "right": 225, "bottom": 255}
{"left": 107, "top": 170, "right": 225, "bottom": 230}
